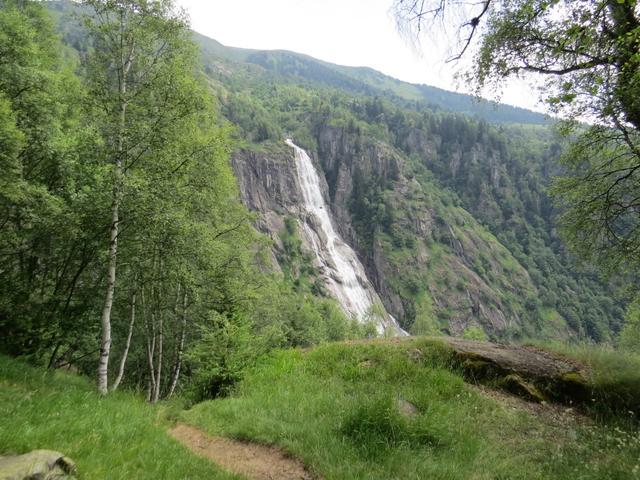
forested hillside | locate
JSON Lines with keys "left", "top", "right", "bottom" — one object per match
{"left": 0, "top": 0, "right": 367, "bottom": 401}
{"left": 194, "top": 34, "right": 550, "bottom": 126}
{"left": 192, "top": 37, "right": 624, "bottom": 342}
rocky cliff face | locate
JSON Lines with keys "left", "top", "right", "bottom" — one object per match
{"left": 232, "top": 141, "right": 403, "bottom": 334}
{"left": 314, "top": 126, "right": 537, "bottom": 337}
{"left": 316, "top": 127, "right": 402, "bottom": 236}
{"left": 232, "top": 130, "right": 542, "bottom": 339}
{"left": 232, "top": 145, "right": 304, "bottom": 251}
{"left": 315, "top": 127, "right": 414, "bottom": 320}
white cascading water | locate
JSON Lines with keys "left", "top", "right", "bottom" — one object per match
{"left": 286, "top": 139, "right": 407, "bottom": 336}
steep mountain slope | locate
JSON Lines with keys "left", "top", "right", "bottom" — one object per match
{"left": 232, "top": 136, "right": 537, "bottom": 338}
{"left": 196, "top": 38, "right": 622, "bottom": 342}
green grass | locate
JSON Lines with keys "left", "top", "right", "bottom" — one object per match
{"left": 183, "top": 339, "right": 640, "bottom": 480}
{"left": 0, "top": 355, "right": 240, "bottom": 480}
{"left": 4, "top": 341, "right": 640, "bottom": 479}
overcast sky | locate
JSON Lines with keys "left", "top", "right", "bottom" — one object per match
{"left": 177, "top": 0, "right": 539, "bottom": 110}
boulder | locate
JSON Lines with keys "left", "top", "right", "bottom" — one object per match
{"left": 440, "top": 337, "right": 590, "bottom": 404}
{"left": 396, "top": 395, "right": 419, "bottom": 418}
{"left": 0, "top": 450, "right": 76, "bottom": 480}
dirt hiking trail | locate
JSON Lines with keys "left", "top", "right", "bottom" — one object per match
{"left": 169, "top": 423, "right": 316, "bottom": 480}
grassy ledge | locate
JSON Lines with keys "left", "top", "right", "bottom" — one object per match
{"left": 182, "top": 339, "right": 640, "bottom": 480}
{"left": 3, "top": 339, "right": 640, "bottom": 479}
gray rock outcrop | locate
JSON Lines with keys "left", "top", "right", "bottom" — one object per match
{"left": 0, "top": 450, "right": 76, "bottom": 480}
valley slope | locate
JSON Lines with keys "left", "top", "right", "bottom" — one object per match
{"left": 194, "top": 37, "right": 622, "bottom": 342}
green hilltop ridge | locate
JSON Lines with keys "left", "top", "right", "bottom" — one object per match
{"left": 193, "top": 33, "right": 550, "bottom": 125}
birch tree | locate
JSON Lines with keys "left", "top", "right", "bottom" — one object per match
{"left": 83, "top": 0, "right": 205, "bottom": 394}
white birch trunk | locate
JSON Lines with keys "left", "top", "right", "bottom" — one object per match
{"left": 97, "top": 29, "right": 134, "bottom": 393}
{"left": 167, "top": 291, "right": 187, "bottom": 398}
{"left": 142, "top": 286, "right": 157, "bottom": 402}
{"left": 97, "top": 182, "right": 120, "bottom": 395}
{"left": 111, "top": 290, "right": 136, "bottom": 392}
{"left": 152, "top": 306, "right": 163, "bottom": 403}
{"left": 146, "top": 332, "right": 156, "bottom": 402}
{"left": 147, "top": 312, "right": 157, "bottom": 402}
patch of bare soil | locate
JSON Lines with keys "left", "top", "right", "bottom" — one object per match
{"left": 169, "top": 423, "right": 316, "bottom": 480}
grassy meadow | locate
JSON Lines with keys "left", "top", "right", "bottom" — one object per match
{"left": 0, "top": 355, "right": 240, "bottom": 479}
{"left": 2, "top": 338, "right": 640, "bottom": 479}
{"left": 183, "top": 339, "right": 640, "bottom": 480}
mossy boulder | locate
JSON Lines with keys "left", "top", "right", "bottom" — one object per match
{"left": 500, "top": 374, "right": 547, "bottom": 403}
{"left": 0, "top": 450, "right": 76, "bottom": 480}
{"left": 440, "top": 338, "right": 590, "bottom": 405}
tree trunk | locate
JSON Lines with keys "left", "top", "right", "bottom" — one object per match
{"left": 605, "top": 1, "right": 640, "bottom": 130}
{"left": 152, "top": 304, "right": 163, "bottom": 403}
{"left": 167, "top": 291, "right": 187, "bottom": 398}
{"left": 97, "top": 182, "right": 120, "bottom": 394}
{"left": 47, "top": 342, "right": 61, "bottom": 370}
{"left": 97, "top": 18, "right": 133, "bottom": 394}
{"left": 140, "top": 288, "right": 156, "bottom": 402}
{"left": 111, "top": 290, "right": 136, "bottom": 391}
{"left": 146, "top": 330, "right": 156, "bottom": 402}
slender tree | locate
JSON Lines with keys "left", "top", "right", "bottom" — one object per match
{"left": 111, "top": 287, "right": 136, "bottom": 391}
{"left": 83, "top": 0, "right": 206, "bottom": 393}
{"left": 167, "top": 290, "right": 187, "bottom": 398}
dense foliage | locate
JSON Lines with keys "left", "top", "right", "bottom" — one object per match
{"left": 393, "top": 0, "right": 640, "bottom": 340}
{"left": 0, "top": 0, "right": 362, "bottom": 398}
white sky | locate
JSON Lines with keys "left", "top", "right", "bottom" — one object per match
{"left": 177, "top": 0, "right": 539, "bottom": 111}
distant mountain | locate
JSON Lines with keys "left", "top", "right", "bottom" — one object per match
{"left": 49, "top": 0, "right": 549, "bottom": 126}
{"left": 193, "top": 33, "right": 550, "bottom": 126}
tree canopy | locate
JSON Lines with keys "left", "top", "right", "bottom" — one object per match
{"left": 0, "top": 0, "right": 365, "bottom": 397}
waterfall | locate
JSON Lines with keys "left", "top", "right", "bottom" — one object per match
{"left": 286, "top": 139, "right": 407, "bottom": 336}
